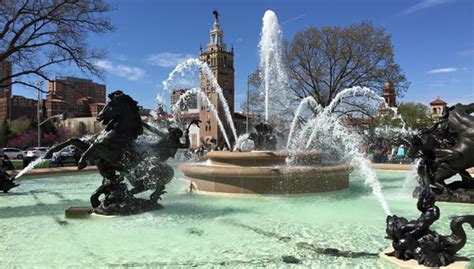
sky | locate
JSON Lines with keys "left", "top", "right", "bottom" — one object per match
{"left": 14, "top": 0, "right": 474, "bottom": 110}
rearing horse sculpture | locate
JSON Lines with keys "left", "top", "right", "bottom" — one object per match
{"left": 44, "top": 90, "right": 197, "bottom": 215}
{"left": 408, "top": 103, "right": 474, "bottom": 191}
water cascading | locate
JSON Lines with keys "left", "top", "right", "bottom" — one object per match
{"left": 287, "top": 96, "right": 321, "bottom": 150}
{"left": 287, "top": 86, "right": 393, "bottom": 215}
{"left": 170, "top": 87, "right": 232, "bottom": 148}
{"left": 162, "top": 58, "right": 237, "bottom": 141}
{"left": 259, "top": 10, "right": 288, "bottom": 122}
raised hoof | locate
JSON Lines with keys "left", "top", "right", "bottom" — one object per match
{"left": 77, "top": 160, "right": 88, "bottom": 170}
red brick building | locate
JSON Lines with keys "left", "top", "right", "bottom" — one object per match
{"left": 46, "top": 77, "right": 106, "bottom": 118}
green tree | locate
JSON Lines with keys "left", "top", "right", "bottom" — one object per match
{"left": 379, "top": 102, "right": 433, "bottom": 130}
{"left": 0, "top": 119, "right": 12, "bottom": 146}
{"left": 397, "top": 102, "right": 433, "bottom": 130}
{"left": 10, "top": 116, "right": 31, "bottom": 135}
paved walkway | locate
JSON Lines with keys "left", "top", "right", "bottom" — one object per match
{"left": 371, "top": 163, "right": 474, "bottom": 174}
{"left": 7, "top": 163, "right": 474, "bottom": 179}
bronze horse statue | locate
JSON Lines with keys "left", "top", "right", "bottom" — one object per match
{"left": 45, "top": 90, "right": 198, "bottom": 215}
{"left": 407, "top": 103, "right": 474, "bottom": 191}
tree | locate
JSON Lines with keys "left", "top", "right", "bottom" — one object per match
{"left": 10, "top": 116, "right": 31, "bottom": 135}
{"left": 397, "top": 102, "right": 433, "bottom": 130}
{"left": 0, "top": 119, "right": 12, "bottom": 146}
{"left": 0, "top": 0, "right": 113, "bottom": 92}
{"left": 284, "top": 21, "right": 409, "bottom": 113}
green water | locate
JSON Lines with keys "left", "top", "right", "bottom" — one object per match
{"left": 0, "top": 168, "right": 473, "bottom": 268}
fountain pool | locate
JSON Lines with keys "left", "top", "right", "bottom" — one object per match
{"left": 1, "top": 169, "right": 472, "bottom": 267}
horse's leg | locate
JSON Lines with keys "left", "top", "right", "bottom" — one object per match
{"left": 433, "top": 148, "right": 462, "bottom": 163}
{"left": 433, "top": 163, "right": 457, "bottom": 191}
{"left": 44, "top": 138, "right": 89, "bottom": 159}
{"left": 96, "top": 159, "right": 119, "bottom": 182}
{"left": 78, "top": 143, "right": 119, "bottom": 170}
{"left": 129, "top": 180, "right": 146, "bottom": 195}
{"left": 149, "top": 163, "right": 174, "bottom": 203}
{"left": 90, "top": 184, "right": 107, "bottom": 208}
{"left": 448, "top": 170, "right": 474, "bottom": 190}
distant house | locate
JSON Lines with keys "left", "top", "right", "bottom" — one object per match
{"left": 429, "top": 97, "right": 447, "bottom": 119}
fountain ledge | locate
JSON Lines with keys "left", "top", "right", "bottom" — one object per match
{"left": 181, "top": 151, "right": 351, "bottom": 194}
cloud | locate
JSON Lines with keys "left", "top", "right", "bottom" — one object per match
{"left": 281, "top": 14, "right": 307, "bottom": 25}
{"left": 402, "top": 0, "right": 451, "bottom": 15}
{"left": 426, "top": 67, "right": 457, "bottom": 74}
{"left": 147, "top": 52, "right": 194, "bottom": 68}
{"left": 94, "top": 60, "right": 145, "bottom": 80}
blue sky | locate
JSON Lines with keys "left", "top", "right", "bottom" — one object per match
{"left": 15, "top": 0, "right": 474, "bottom": 110}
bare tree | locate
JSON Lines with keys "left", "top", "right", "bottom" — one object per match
{"left": 0, "top": 0, "right": 113, "bottom": 92}
{"left": 285, "top": 21, "right": 409, "bottom": 113}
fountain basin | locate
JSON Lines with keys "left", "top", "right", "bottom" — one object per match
{"left": 180, "top": 151, "right": 350, "bottom": 194}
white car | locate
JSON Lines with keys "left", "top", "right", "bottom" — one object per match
{"left": 2, "top": 148, "right": 26, "bottom": 159}
{"left": 26, "top": 147, "right": 49, "bottom": 159}
{"left": 59, "top": 146, "right": 75, "bottom": 158}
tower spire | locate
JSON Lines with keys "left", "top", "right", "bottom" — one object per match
{"left": 209, "top": 10, "right": 224, "bottom": 47}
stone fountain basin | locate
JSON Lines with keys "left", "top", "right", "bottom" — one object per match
{"left": 180, "top": 151, "right": 351, "bottom": 195}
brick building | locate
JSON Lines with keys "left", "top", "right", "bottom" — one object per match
{"left": 46, "top": 77, "right": 106, "bottom": 118}
{"left": 10, "top": 95, "right": 42, "bottom": 120}
{"left": 199, "top": 12, "right": 236, "bottom": 147}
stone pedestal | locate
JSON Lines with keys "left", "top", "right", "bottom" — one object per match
{"left": 65, "top": 207, "right": 91, "bottom": 218}
{"left": 379, "top": 247, "right": 471, "bottom": 269}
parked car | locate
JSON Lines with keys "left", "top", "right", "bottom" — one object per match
{"left": 26, "top": 147, "right": 49, "bottom": 159}
{"left": 59, "top": 146, "right": 75, "bottom": 158}
{"left": 2, "top": 148, "right": 26, "bottom": 159}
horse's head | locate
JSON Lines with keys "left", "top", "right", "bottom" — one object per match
{"left": 97, "top": 91, "right": 125, "bottom": 124}
{"left": 98, "top": 91, "right": 141, "bottom": 123}
{"left": 168, "top": 128, "right": 183, "bottom": 143}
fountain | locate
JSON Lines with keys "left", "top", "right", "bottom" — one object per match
{"left": 1, "top": 9, "right": 473, "bottom": 268}
{"left": 178, "top": 10, "right": 396, "bottom": 220}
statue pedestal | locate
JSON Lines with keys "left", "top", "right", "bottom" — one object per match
{"left": 379, "top": 247, "right": 471, "bottom": 269}
{"left": 65, "top": 207, "right": 91, "bottom": 218}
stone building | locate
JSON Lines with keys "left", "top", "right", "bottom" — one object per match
{"left": 0, "top": 61, "right": 12, "bottom": 122}
{"left": 199, "top": 11, "right": 236, "bottom": 147}
{"left": 380, "top": 82, "right": 396, "bottom": 115}
{"left": 46, "top": 77, "right": 106, "bottom": 118}
{"left": 429, "top": 97, "right": 447, "bottom": 119}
